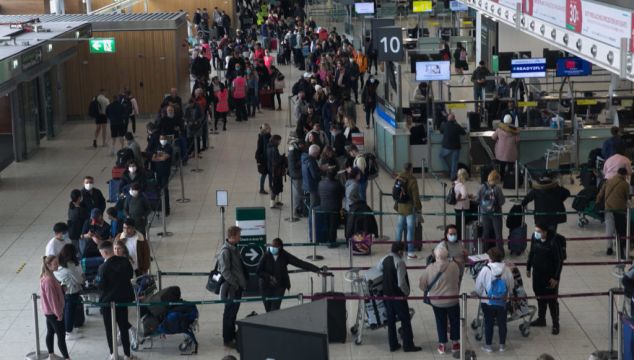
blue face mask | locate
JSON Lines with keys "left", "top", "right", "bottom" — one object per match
{"left": 447, "top": 234, "right": 457, "bottom": 243}
{"left": 269, "top": 246, "right": 280, "bottom": 255}
{"left": 534, "top": 231, "right": 542, "bottom": 241}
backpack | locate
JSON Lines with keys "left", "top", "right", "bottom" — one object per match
{"left": 120, "top": 96, "right": 133, "bottom": 117}
{"left": 289, "top": 33, "right": 298, "bottom": 47}
{"left": 445, "top": 185, "right": 457, "bottom": 205}
{"left": 116, "top": 148, "right": 134, "bottom": 167}
{"left": 479, "top": 185, "right": 497, "bottom": 214}
{"left": 486, "top": 269, "right": 507, "bottom": 307}
{"left": 363, "top": 153, "right": 379, "bottom": 180}
{"left": 159, "top": 304, "right": 198, "bottom": 334}
{"left": 88, "top": 97, "right": 99, "bottom": 118}
{"left": 392, "top": 177, "right": 410, "bottom": 203}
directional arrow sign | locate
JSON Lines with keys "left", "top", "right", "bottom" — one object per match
{"left": 89, "top": 38, "right": 116, "bottom": 54}
{"left": 240, "top": 245, "right": 264, "bottom": 267}
{"left": 246, "top": 248, "right": 259, "bottom": 262}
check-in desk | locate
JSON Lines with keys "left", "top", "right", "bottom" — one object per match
{"left": 374, "top": 116, "right": 411, "bottom": 174}
{"left": 577, "top": 125, "right": 612, "bottom": 162}
{"left": 428, "top": 131, "right": 470, "bottom": 172}
{"left": 469, "top": 127, "right": 561, "bottom": 166}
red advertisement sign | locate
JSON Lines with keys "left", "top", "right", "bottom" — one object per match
{"left": 522, "top": 0, "right": 533, "bottom": 16}
{"left": 566, "top": 0, "right": 583, "bottom": 33}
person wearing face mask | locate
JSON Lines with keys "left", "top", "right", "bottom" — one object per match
{"left": 46, "top": 223, "right": 71, "bottom": 257}
{"left": 433, "top": 224, "right": 468, "bottom": 280}
{"left": 123, "top": 132, "right": 143, "bottom": 167}
{"left": 67, "top": 189, "right": 89, "bottom": 254}
{"left": 151, "top": 134, "right": 173, "bottom": 216}
{"left": 80, "top": 176, "right": 106, "bottom": 213}
{"left": 232, "top": 69, "right": 248, "bottom": 122}
{"left": 123, "top": 183, "right": 152, "bottom": 236}
{"left": 491, "top": 114, "right": 520, "bottom": 180}
{"left": 419, "top": 246, "right": 461, "bottom": 355}
{"left": 80, "top": 208, "right": 111, "bottom": 258}
{"left": 115, "top": 218, "right": 151, "bottom": 275}
{"left": 361, "top": 76, "right": 379, "bottom": 129}
{"left": 119, "top": 160, "right": 147, "bottom": 196}
{"left": 476, "top": 170, "right": 505, "bottom": 255}
{"left": 256, "top": 238, "right": 323, "bottom": 312}
{"left": 526, "top": 224, "right": 565, "bottom": 335}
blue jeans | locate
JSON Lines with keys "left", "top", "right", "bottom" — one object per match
{"left": 395, "top": 214, "right": 416, "bottom": 253}
{"left": 432, "top": 304, "right": 460, "bottom": 344}
{"left": 358, "top": 178, "right": 368, "bottom": 202}
{"left": 259, "top": 173, "right": 267, "bottom": 192}
{"left": 64, "top": 293, "right": 81, "bottom": 333}
{"left": 482, "top": 303, "right": 507, "bottom": 346}
{"left": 439, "top": 147, "right": 460, "bottom": 180}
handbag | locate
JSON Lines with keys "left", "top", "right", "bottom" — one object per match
{"left": 206, "top": 255, "right": 226, "bottom": 294}
{"left": 423, "top": 271, "right": 443, "bottom": 305}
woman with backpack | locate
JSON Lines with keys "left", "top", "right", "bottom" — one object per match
{"left": 476, "top": 170, "right": 505, "bottom": 254}
{"left": 41, "top": 255, "right": 71, "bottom": 360}
{"left": 54, "top": 244, "right": 84, "bottom": 341}
{"left": 473, "top": 247, "right": 514, "bottom": 353}
{"left": 419, "top": 246, "right": 461, "bottom": 355}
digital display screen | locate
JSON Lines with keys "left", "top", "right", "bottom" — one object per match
{"left": 415, "top": 61, "right": 451, "bottom": 81}
{"left": 449, "top": 1, "right": 469, "bottom": 11}
{"left": 556, "top": 57, "right": 592, "bottom": 77}
{"left": 412, "top": 0, "right": 433, "bottom": 13}
{"left": 511, "top": 58, "right": 547, "bottom": 78}
{"left": 354, "top": 2, "right": 375, "bottom": 14}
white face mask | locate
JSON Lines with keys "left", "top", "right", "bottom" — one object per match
{"left": 129, "top": 190, "right": 139, "bottom": 197}
{"left": 160, "top": 140, "right": 168, "bottom": 146}
{"left": 84, "top": 183, "right": 93, "bottom": 191}
{"left": 128, "top": 167, "right": 136, "bottom": 174}
{"left": 447, "top": 234, "right": 458, "bottom": 243}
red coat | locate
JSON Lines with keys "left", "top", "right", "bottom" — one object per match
{"left": 215, "top": 89, "right": 229, "bottom": 113}
{"left": 254, "top": 48, "right": 265, "bottom": 60}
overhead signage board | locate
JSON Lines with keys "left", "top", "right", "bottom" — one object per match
{"left": 89, "top": 38, "right": 116, "bottom": 54}
{"left": 412, "top": 0, "right": 432, "bottom": 13}
{"left": 415, "top": 61, "right": 451, "bottom": 81}
{"left": 511, "top": 58, "right": 547, "bottom": 78}
{"left": 354, "top": 2, "right": 375, "bottom": 15}
{"left": 372, "top": 26, "right": 403, "bottom": 62}
{"left": 449, "top": 1, "right": 468, "bottom": 11}
{"left": 556, "top": 57, "right": 592, "bottom": 77}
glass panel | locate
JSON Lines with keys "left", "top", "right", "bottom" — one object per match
{"left": 18, "top": 81, "right": 40, "bottom": 158}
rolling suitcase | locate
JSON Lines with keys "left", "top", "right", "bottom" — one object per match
{"left": 259, "top": 88, "right": 274, "bottom": 110}
{"left": 112, "top": 166, "right": 125, "bottom": 179}
{"left": 468, "top": 112, "right": 481, "bottom": 131}
{"left": 312, "top": 273, "right": 346, "bottom": 343}
{"left": 308, "top": 206, "right": 330, "bottom": 244}
{"left": 269, "top": 38, "right": 278, "bottom": 51}
{"left": 144, "top": 178, "right": 161, "bottom": 211}
{"left": 108, "top": 179, "right": 121, "bottom": 203}
{"left": 507, "top": 205, "right": 528, "bottom": 255}
{"left": 503, "top": 167, "right": 524, "bottom": 189}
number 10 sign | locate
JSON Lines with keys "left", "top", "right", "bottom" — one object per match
{"left": 372, "top": 26, "right": 403, "bottom": 62}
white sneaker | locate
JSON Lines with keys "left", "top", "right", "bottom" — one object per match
{"left": 499, "top": 344, "right": 506, "bottom": 352}
{"left": 124, "top": 355, "right": 139, "bottom": 360}
{"left": 481, "top": 345, "right": 493, "bottom": 353}
{"left": 65, "top": 332, "right": 82, "bottom": 341}
{"left": 129, "top": 327, "right": 138, "bottom": 345}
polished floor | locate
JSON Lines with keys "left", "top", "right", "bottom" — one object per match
{"left": 0, "top": 66, "right": 625, "bottom": 360}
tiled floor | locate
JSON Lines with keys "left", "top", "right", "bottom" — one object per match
{"left": 0, "top": 66, "right": 625, "bottom": 360}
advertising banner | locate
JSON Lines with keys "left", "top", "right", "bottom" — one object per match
{"left": 522, "top": 0, "right": 566, "bottom": 28}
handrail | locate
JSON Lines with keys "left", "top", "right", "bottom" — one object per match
{"left": 89, "top": 0, "right": 145, "bottom": 14}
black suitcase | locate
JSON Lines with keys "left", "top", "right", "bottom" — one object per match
{"left": 468, "top": 112, "right": 481, "bottom": 131}
{"left": 116, "top": 148, "right": 134, "bottom": 167}
{"left": 312, "top": 273, "right": 346, "bottom": 343}
{"left": 508, "top": 223, "right": 528, "bottom": 255}
{"left": 503, "top": 167, "right": 524, "bottom": 189}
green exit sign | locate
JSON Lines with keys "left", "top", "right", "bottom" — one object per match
{"left": 89, "top": 38, "right": 116, "bottom": 54}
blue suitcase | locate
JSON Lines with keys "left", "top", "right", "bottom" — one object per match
{"left": 308, "top": 206, "right": 330, "bottom": 244}
{"left": 108, "top": 179, "right": 121, "bottom": 203}
{"left": 81, "top": 256, "right": 104, "bottom": 286}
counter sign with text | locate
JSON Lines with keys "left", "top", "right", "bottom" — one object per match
{"left": 511, "top": 58, "right": 546, "bottom": 79}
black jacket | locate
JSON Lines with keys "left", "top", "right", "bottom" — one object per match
{"left": 526, "top": 235, "right": 563, "bottom": 293}
{"left": 381, "top": 255, "right": 409, "bottom": 297}
{"left": 255, "top": 133, "right": 271, "bottom": 174}
{"left": 287, "top": 147, "right": 304, "bottom": 180}
{"left": 67, "top": 203, "right": 89, "bottom": 241}
{"left": 257, "top": 249, "right": 320, "bottom": 290}
{"left": 119, "top": 170, "right": 148, "bottom": 194}
{"left": 81, "top": 188, "right": 106, "bottom": 213}
{"left": 440, "top": 121, "right": 466, "bottom": 150}
{"left": 98, "top": 255, "right": 134, "bottom": 303}
{"left": 318, "top": 179, "right": 344, "bottom": 212}
{"left": 521, "top": 180, "right": 571, "bottom": 226}
{"left": 106, "top": 101, "right": 126, "bottom": 126}
{"left": 345, "top": 201, "right": 379, "bottom": 239}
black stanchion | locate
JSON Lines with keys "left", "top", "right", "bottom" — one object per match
{"left": 157, "top": 188, "right": 173, "bottom": 237}
{"left": 191, "top": 129, "right": 203, "bottom": 173}
{"left": 284, "top": 182, "right": 299, "bottom": 223}
{"left": 111, "top": 301, "right": 119, "bottom": 360}
{"left": 306, "top": 208, "right": 323, "bottom": 261}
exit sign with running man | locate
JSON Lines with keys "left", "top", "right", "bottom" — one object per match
{"left": 89, "top": 38, "right": 116, "bottom": 54}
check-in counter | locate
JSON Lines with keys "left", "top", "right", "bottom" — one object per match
{"left": 428, "top": 131, "right": 470, "bottom": 172}
{"left": 374, "top": 116, "right": 411, "bottom": 174}
{"left": 470, "top": 127, "right": 561, "bottom": 166}
{"left": 577, "top": 125, "right": 612, "bottom": 163}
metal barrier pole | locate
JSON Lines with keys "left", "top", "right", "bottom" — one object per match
{"left": 306, "top": 208, "right": 323, "bottom": 261}
{"left": 441, "top": 182, "right": 448, "bottom": 230}
{"left": 627, "top": 208, "right": 631, "bottom": 259}
{"left": 25, "top": 294, "right": 47, "bottom": 360}
{"left": 512, "top": 161, "right": 522, "bottom": 203}
{"left": 111, "top": 302, "right": 119, "bottom": 360}
{"left": 609, "top": 289, "right": 615, "bottom": 355}
{"left": 287, "top": 96, "right": 293, "bottom": 128}
{"left": 220, "top": 206, "right": 226, "bottom": 245}
{"left": 157, "top": 271, "right": 163, "bottom": 291}
{"left": 421, "top": 158, "right": 426, "bottom": 199}
{"left": 460, "top": 293, "right": 467, "bottom": 360}
{"left": 157, "top": 189, "right": 173, "bottom": 237}
{"left": 191, "top": 139, "right": 203, "bottom": 173}
{"left": 618, "top": 311, "right": 623, "bottom": 360}
{"left": 524, "top": 167, "right": 529, "bottom": 194}
{"left": 284, "top": 182, "right": 299, "bottom": 223}
{"left": 176, "top": 158, "right": 190, "bottom": 203}
{"left": 616, "top": 233, "right": 621, "bottom": 262}
{"left": 461, "top": 210, "right": 466, "bottom": 242}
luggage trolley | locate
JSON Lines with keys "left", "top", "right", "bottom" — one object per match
{"left": 344, "top": 268, "right": 415, "bottom": 345}
{"left": 469, "top": 261, "right": 536, "bottom": 340}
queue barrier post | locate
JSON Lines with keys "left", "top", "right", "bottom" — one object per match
{"left": 284, "top": 182, "right": 299, "bottom": 223}
{"left": 627, "top": 208, "right": 631, "bottom": 259}
{"left": 511, "top": 161, "right": 522, "bottom": 203}
{"left": 441, "top": 182, "right": 447, "bottom": 230}
{"left": 616, "top": 233, "right": 621, "bottom": 263}
{"left": 460, "top": 210, "right": 466, "bottom": 243}
{"left": 378, "top": 191, "right": 384, "bottom": 240}
{"left": 157, "top": 271, "right": 163, "bottom": 291}
{"left": 523, "top": 166, "right": 529, "bottom": 195}
{"left": 25, "top": 293, "right": 47, "bottom": 360}
{"left": 157, "top": 188, "right": 173, "bottom": 237}
{"left": 287, "top": 96, "right": 293, "bottom": 128}
{"left": 460, "top": 292, "right": 467, "bottom": 360}
{"left": 306, "top": 208, "right": 324, "bottom": 261}
{"left": 111, "top": 301, "right": 119, "bottom": 360}
{"left": 617, "top": 311, "right": 623, "bottom": 360}
{"left": 176, "top": 157, "right": 190, "bottom": 204}
{"left": 191, "top": 132, "right": 203, "bottom": 173}
{"left": 609, "top": 288, "right": 615, "bottom": 355}
{"left": 421, "top": 158, "right": 426, "bottom": 200}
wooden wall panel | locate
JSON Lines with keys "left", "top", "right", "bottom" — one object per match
{"left": 64, "top": 27, "right": 188, "bottom": 117}
{"left": 0, "top": 0, "right": 49, "bottom": 14}
{"left": 145, "top": 0, "right": 233, "bottom": 17}
{"left": 64, "top": 0, "right": 85, "bottom": 13}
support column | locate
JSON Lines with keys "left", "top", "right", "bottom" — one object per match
{"left": 475, "top": 11, "right": 482, "bottom": 65}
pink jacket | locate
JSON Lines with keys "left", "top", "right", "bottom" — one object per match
{"left": 40, "top": 275, "right": 64, "bottom": 320}
{"left": 492, "top": 124, "right": 519, "bottom": 163}
{"left": 215, "top": 89, "right": 229, "bottom": 113}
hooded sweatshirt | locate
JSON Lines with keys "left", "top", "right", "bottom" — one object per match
{"left": 491, "top": 123, "right": 520, "bottom": 163}
{"left": 521, "top": 179, "right": 570, "bottom": 226}
{"left": 474, "top": 261, "right": 514, "bottom": 305}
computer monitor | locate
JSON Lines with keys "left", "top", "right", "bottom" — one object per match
{"left": 556, "top": 57, "right": 592, "bottom": 77}
{"left": 415, "top": 61, "right": 451, "bottom": 81}
{"left": 511, "top": 58, "right": 546, "bottom": 79}
{"left": 354, "top": 2, "right": 375, "bottom": 14}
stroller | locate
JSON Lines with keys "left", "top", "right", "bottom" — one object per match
{"left": 345, "top": 268, "right": 415, "bottom": 345}
{"left": 135, "top": 285, "right": 199, "bottom": 355}
{"left": 572, "top": 185, "right": 604, "bottom": 227}
{"left": 80, "top": 256, "right": 104, "bottom": 316}
{"left": 469, "top": 261, "right": 536, "bottom": 340}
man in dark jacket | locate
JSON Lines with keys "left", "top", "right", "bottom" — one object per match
{"left": 68, "top": 189, "right": 89, "bottom": 254}
{"left": 302, "top": 144, "right": 322, "bottom": 209}
{"left": 288, "top": 140, "right": 306, "bottom": 217}
{"left": 439, "top": 114, "right": 466, "bottom": 180}
{"left": 378, "top": 242, "right": 421, "bottom": 352}
{"left": 257, "top": 238, "right": 323, "bottom": 312}
{"left": 98, "top": 240, "right": 135, "bottom": 358}
{"left": 521, "top": 177, "right": 570, "bottom": 233}
{"left": 191, "top": 51, "right": 211, "bottom": 80}
{"left": 81, "top": 208, "right": 111, "bottom": 258}
{"left": 602, "top": 126, "right": 623, "bottom": 160}
{"left": 81, "top": 176, "right": 106, "bottom": 213}
{"left": 526, "top": 224, "right": 565, "bottom": 335}
{"left": 218, "top": 226, "right": 248, "bottom": 348}
{"left": 106, "top": 96, "right": 127, "bottom": 156}
{"left": 267, "top": 135, "right": 285, "bottom": 209}
{"left": 318, "top": 169, "right": 344, "bottom": 247}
